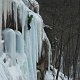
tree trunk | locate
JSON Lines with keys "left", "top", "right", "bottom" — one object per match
{"left": 56, "top": 32, "right": 62, "bottom": 80}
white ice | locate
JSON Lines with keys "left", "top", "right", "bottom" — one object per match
{"left": 3, "top": 28, "right": 16, "bottom": 65}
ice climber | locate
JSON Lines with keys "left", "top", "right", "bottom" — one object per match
{"left": 27, "top": 14, "right": 33, "bottom": 30}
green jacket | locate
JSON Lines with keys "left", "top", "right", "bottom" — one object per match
{"left": 28, "top": 15, "right": 33, "bottom": 24}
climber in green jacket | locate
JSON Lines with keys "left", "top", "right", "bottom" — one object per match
{"left": 27, "top": 14, "right": 33, "bottom": 30}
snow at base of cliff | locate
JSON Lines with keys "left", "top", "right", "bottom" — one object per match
{"left": 0, "top": 53, "right": 27, "bottom": 80}
{"left": 44, "top": 66, "right": 72, "bottom": 80}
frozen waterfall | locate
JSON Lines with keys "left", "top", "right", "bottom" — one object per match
{"left": 0, "top": 0, "right": 52, "bottom": 80}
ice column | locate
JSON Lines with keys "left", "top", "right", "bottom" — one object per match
{"left": 31, "top": 16, "right": 37, "bottom": 80}
{"left": 13, "top": 2, "right": 18, "bottom": 30}
{"left": 48, "top": 37, "right": 51, "bottom": 72}
{"left": 3, "top": 28, "right": 16, "bottom": 65}
{"left": 15, "top": 31, "right": 29, "bottom": 80}
{"left": 22, "top": 6, "right": 27, "bottom": 40}
{"left": 3, "top": 0, "right": 7, "bottom": 28}
{"left": 37, "top": 16, "right": 43, "bottom": 58}
{"left": 24, "top": 16, "right": 35, "bottom": 80}
{"left": 15, "top": 31, "right": 24, "bottom": 54}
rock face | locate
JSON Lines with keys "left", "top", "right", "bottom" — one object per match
{"left": 22, "top": 0, "right": 39, "bottom": 14}
{"left": 37, "top": 30, "right": 52, "bottom": 80}
{"left": 37, "top": 40, "right": 48, "bottom": 80}
{"left": 37, "top": 70, "right": 41, "bottom": 80}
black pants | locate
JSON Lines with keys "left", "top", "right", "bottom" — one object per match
{"left": 28, "top": 24, "right": 31, "bottom": 30}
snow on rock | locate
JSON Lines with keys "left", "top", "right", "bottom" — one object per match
{"left": 44, "top": 66, "right": 72, "bottom": 80}
{"left": 43, "top": 30, "right": 52, "bottom": 72}
{"left": 44, "top": 71, "right": 53, "bottom": 80}
{"left": 22, "top": 0, "right": 39, "bottom": 14}
{"left": 0, "top": 54, "right": 26, "bottom": 80}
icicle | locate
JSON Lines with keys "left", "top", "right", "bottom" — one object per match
{"left": 15, "top": 31, "right": 24, "bottom": 54}
{"left": 35, "top": 15, "right": 43, "bottom": 62}
{"left": 13, "top": 2, "right": 18, "bottom": 30}
{"left": 0, "top": 0, "right": 2, "bottom": 30}
{"left": 30, "top": 16, "right": 37, "bottom": 80}
{"left": 24, "top": 17, "right": 35, "bottom": 80}
{"left": 43, "top": 31, "right": 52, "bottom": 72}
{"left": 7, "top": 0, "right": 10, "bottom": 15}
{"left": 22, "top": 6, "right": 24, "bottom": 39}
{"left": 7, "top": 0, "right": 9, "bottom": 16}
{"left": 34, "top": 17, "right": 38, "bottom": 63}
{"left": 17, "top": 4, "right": 22, "bottom": 24}
{"left": 22, "top": 6, "right": 26, "bottom": 39}
{"left": 4, "top": 0, "right": 7, "bottom": 28}
{"left": 48, "top": 39, "right": 51, "bottom": 72}
{"left": 9, "top": 0, "right": 12, "bottom": 17}
{"left": 37, "top": 17, "right": 43, "bottom": 58}
{"left": 0, "top": 0, "right": 2, "bottom": 56}
{"left": 2, "top": 0, "right": 4, "bottom": 13}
